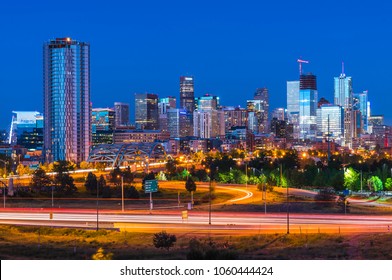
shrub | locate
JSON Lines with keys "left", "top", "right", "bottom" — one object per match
{"left": 153, "top": 231, "right": 177, "bottom": 251}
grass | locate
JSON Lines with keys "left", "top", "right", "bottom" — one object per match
{"left": 1, "top": 225, "right": 392, "bottom": 260}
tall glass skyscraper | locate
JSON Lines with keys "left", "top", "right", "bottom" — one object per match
{"left": 180, "top": 76, "right": 195, "bottom": 112}
{"left": 43, "top": 38, "right": 91, "bottom": 163}
{"left": 299, "top": 74, "right": 318, "bottom": 140}
{"left": 135, "top": 93, "right": 159, "bottom": 130}
{"left": 287, "top": 81, "right": 300, "bottom": 139}
{"left": 317, "top": 105, "right": 344, "bottom": 145}
{"left": 353, "top": 90, "right": 368, "bottom": 133}
{"left": 334, "top": 71, "right": 353, "bottom": 147}
{"left": 114, "top": 102, "right": 130, "bottom": 128}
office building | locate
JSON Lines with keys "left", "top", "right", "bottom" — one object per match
{"left": 299, "top": 73, "right": 318, "bottom": 140}
{"left": 287, "top": 81, "right": 300, "bottom": 139}
{"left": 158, "top": 96, "right": 177, "bottom": 133}
{"left": 92, "top": 108, "right": 115, "bottom": 146}
{"left": 193, "top": 110, "right": 225, "bottom": 139}
{"left": 43, "top": 37, "right": 91, "bottom": 163}
{"left": 222, "top": 106, "right": 248, "bottom": 132}
{"left": 114, "top": 102, "right": 130, "bottom": 128}
{"left": 8, "top": 111, "right": 43, "bottom": 149}
{"left": 180, "top": 76, "right": 195, "bottom": 112}
{"left": 167, "top": 109, "right": 193, "bottom": 138}
{"left": 334, "top": 69, "right": 353, "bottom": 147}
{"left": 195, "top": 94, "right": 219, "bottom": 111}
{"left": 135, "top": 93, "right": 159, "bottom": 130}
{"left": 316, "top": 105, "right": 344, "bottom": 145}
{"left": 272, "top": 108, "right": 285, "bottom": 121}
{"left": 353, "top": 90, "right": 368, "bottom": 133}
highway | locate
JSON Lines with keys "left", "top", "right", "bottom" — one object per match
{"left": 0, "top": 211, "right": 391, "bottom": 234}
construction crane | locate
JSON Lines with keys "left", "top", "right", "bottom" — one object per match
{"left": 297, "top": 58, "right": 309, "bottom": 75}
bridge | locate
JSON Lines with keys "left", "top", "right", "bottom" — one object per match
{"left": 87, "top": 142, "right": 166, "bottom": 168}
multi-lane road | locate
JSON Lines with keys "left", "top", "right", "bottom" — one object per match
{"left": 0, "top": 210, "right": 391, "bottom": 234}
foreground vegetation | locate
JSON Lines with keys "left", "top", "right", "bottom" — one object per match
{"left": 0, "top": 225, "right": 391, "bottom": 260}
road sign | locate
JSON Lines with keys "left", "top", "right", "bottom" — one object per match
{"left": 182, "top": 210, "right": 188, "bottom": 220}
{"left": 145, "top": 179, "right": 158, "bottom": 193}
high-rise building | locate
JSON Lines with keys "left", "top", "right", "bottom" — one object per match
{"left": 114, "top": 102, "right": 130, "bottom": 128}
{"left": 158, "top": 97, "right": 176, "bottom": 114}
{"left": 193, "top": 110, "right": 225, "bottom": 139}
{"left": 180, "top": 76, "right": 195, "bottom": 112}
{"left": 9, "top": 111, "right": 43, "bottom": 146}
{"left": 222, "top": 106, "right": 248, "bottom": 132}
{"left": 353, "top": 90, "right": 368, "bottom": 133}
{"left": 92, "top": 108, "right": 115, "bottom": 146}
{"left": 195, "top": 94, "right": 219, "bottom": 111}
{"left": 43, "top": 37, "right": 91, "bottom": 163}
{"left": 167, "top": 109, "right": 192, "bottom": 138}
{"left": 287, "top": 81, "right": 300, "bottom": 139}
{"left": 334, "top": 70, "right": 353, "bottom": 147}
{"left": 287, "top": 81, "right": 300, "bottom": 115}
{"left": 253, "top": 88, "right": 269, "bottom": 132}
{"left": 272, "top": 108, "right": 285, "bottom": 121}
{"left": 247, "top": 97, "right": 269, "bottom": 134}
{"left": 316, "top": 105, "right": 344, "bottom": 145}
{"left": 299, "top": 73, "right": 318, "bottom": 140}
{"left": 135, "top": 93, "right": 159, "bottom": 130}
{"left": 158, "top": 96, "right": 177, "bottom": 133}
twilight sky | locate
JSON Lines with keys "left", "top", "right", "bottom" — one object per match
{"left": 1, "top": 0, "right": 392, "bottom": 129}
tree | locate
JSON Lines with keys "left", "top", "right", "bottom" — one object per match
{"left": 92, "top": 248, "right": 113, "bottom": 260}
{"left": 165, "top": 159, "right": 178, "bottom": 178}
{"left": 153, "top": 231, "right": 177, "bottom": 251}
{"left": 84, "top": 172, "right": 98, "bottom": 194}
{"left": 344, "top": 168, "right": 360, "bottom": 191}
{"left": 185, "top": 177, "right": 197, "bottom": 193}
{"left": 385, "top": 178, "right": 392, "bottom": 191}
{"left": 16, "top": 164, "right": 32, "bottom": 176}
{"left": 30, "top": 168, "right": 52, "bottom": 191}
{"left": 368, "top": 176, "right": 383, "bottom": 192}
{"left": 53, "top": 161, "right": 77, "bottom": 194}
{"left": 80, "top": 161, "right": 90, "bottom": 170}
{"left": 124, "top": 185, "right": 140, "bottom": 198}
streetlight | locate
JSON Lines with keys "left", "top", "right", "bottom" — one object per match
{"left": 252, "top": 167, "right": 266, "bottom": 214}
{"left": 117, "top": 174, "right": 124, "bottom": 212}
{"left": 206, "top": 168, "right": 212, "bottom": 225}
{"left": 281, "top": 163, "right": 289, "bottom": 234}
{"left": 96, "top": 177, "right": 99, "bottom": 231}
{"left": 0, "top": 160, "right": 7, "bottom": 208}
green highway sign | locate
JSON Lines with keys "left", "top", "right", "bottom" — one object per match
{"left": 145, "top": 179, "right": 158, "bottom": 193}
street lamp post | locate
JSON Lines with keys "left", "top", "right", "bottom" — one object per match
{"left": 245, "top": 162, "right": 248, "bottom": 189}
{"left": 117, "top": 174, "right": 124, "bottom": 212}
{"left": 96, "top": 179, "right": 99, "bottom": 231}
{"left": 0, "top": 160, "right": 7, "bottom": 208}
{"left": 207, "top": 168, "right": 212, "bottom": 225}
{"left": 281, "top": 163, "right": 289, "bottom": 234}
{"left": 253, "top": 167, "right": 266, "bottom": 214}
{"left": 121, "top": 175, "right": 124, "bottom": 212}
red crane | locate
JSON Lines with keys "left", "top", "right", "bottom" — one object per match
{"left": 297, "top": 58, "right": 309, "bottom": 75}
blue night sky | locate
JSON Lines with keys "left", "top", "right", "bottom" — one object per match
{"left": 1, "top": 0, "right": 392, "bottom": 129}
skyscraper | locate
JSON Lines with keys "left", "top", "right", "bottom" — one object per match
{"left": 180, "top": 76, "right": 195, "bottom": 112}
{"left": 114, "top": 102, "right": 130, "bottom": 128}
{"left": 92, "top": 108, "right": 115, "bottom": 146}
{"left": 195, "top": 94, "right": 219, "bottom": 111}
{"left": 316, "top": 105, "right": 344, "bottom": 145}
{"left": 353, "top": 90, "right": 368, "bottom": 133}
{"left": 135, "top": 93, "right": 159, "bottom": 130}
{"left": 287, "top": 81, "right": 300, "bottom": 139}
{"left": 334, "top": 70, "right": 353, "bottom": 147}
{"left": 43, "top": 37, "right": 91, "bottom": 163}
{"left": 299, "top": 74, "right": 318, "bottom": 140}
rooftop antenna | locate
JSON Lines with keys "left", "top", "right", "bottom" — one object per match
{"left": 342, "top": 61, "right": 345, "bottom": 75}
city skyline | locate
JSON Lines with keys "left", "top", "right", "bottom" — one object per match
{"left": 1, "top": 1, "right": 392, "bottom": 129}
